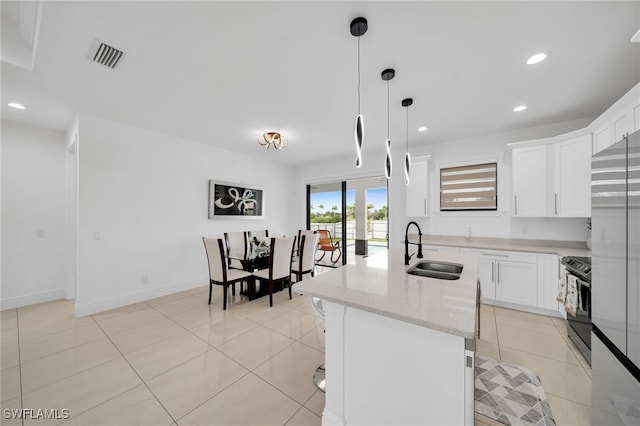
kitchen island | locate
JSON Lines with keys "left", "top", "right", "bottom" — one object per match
{"left": 294, "top": 250, "right": 478, "bottom": 426}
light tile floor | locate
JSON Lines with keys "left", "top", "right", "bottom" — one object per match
{"left": 1, "top": 286, "right": 591, "bottom": 426}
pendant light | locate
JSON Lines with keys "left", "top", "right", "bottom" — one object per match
{"left": 350, "top": 17, "right": 367, "bottom": 168}
{"left": 381, "top": 68, "right": 395, "bottom": 179}
{"left": 402, "top": 98, "right": 413, "bottom": 185}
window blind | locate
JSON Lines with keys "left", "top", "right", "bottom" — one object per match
{"left": 440, "top": 162, "right": 497, "bottom": 211}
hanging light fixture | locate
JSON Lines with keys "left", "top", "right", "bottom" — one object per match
{"left": 381, "top": 68, "right": 395, "bottom": 180}
{"left": 402, "top": 98, "right": 413, "bottom": 185}
{"left": 350, "top": 17, "right": 367, "bottom": 168}
{"left": 258, "top": 132, "right": 288, "bottom": 150}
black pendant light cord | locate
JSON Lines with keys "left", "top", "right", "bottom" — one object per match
{"left": 387, "top": 80, "right": 390, "bottom": 139}
{"left": 406, "top": 107, "right": 409, "bottom": 152}
{"left": 357, "top": 37, "right": 361, "bottom": 114}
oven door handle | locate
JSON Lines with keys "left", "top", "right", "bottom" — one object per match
{"left": 575, "top": 277, "right": 590, "bottom": 288}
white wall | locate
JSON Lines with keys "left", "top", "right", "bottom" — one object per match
{"left": 76, "top": 114, "right": 295, "bottom": 316}
{"left": 1, "top": 120, "right": 67, "bottom": 309}
{"left": 293, "top": 118, "right": 593, "bottom": 249}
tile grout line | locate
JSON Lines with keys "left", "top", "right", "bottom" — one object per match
{"left": 171, "top": 371, "right": 252, "bottom": 425}
{"left": 86, "top": 314, "right": 179, "bottom": 426}
{"left": 15, "top": 308, "right": 24, "bottom": 426}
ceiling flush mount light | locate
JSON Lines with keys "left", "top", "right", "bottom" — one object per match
{"left": 351, "top": 17, "right": 367, "bottom": 168}
{"left": 258, "top": 132, "right": 288, "bottom": 150}
{"left": 418, "top": 126, "right": 428, "bottom": 132}
{"left": 402, "top": 98, "right": 413, "bottom": 186}
{"left": 526, "top": 52, "right": 548, "bottom": 65}
{"left": 8, "top": 102, "right": 26, "bottom": 110}
{"left": 513, "top": 105, "right": 527, "bottom": 112}
{"left": 382, "top": 68, "right": 395, "bottom": 180}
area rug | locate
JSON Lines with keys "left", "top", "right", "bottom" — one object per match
{"left": 475, "top": 355, "right": 556, "bottom": 426}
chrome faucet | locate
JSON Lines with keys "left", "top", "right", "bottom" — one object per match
{"left": 405, "top": 221, "right": 424, "bottom": 265}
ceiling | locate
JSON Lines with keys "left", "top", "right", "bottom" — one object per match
{"left": 2, "top": 1, "right": 639, "bottom": 166}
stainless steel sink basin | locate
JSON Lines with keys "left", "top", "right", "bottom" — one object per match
{"left": 406, "top": 261, "right": 463, "bottom": 280}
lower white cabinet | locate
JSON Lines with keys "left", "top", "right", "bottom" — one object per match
{"left": 537, "top": 254, "right": 564, "bottom": 317}
{"left": 461, "top": 248, "right": 546, "bottom": 310}
{"left": 495, "top": 260, "right": 538, "bottom": 306}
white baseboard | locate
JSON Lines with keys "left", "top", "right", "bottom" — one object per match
{"left": 321, "top": 409, "right": 344, "bottom": 426}
{"left": 0, "top": 289, "right": 67, "bottom": 310}
{"left": 482, "top": 298, "right": 564, "bottom": 318}
{"left": 74, "top": 277, "right": 208, "bottom": 317}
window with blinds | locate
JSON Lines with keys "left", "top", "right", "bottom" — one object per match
{"left": 440, "top": 162, "right": 497, "bottom": 211}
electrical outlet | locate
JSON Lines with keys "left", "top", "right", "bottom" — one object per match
{"left": 92, "top": 232, "right": 101, "bottom": 240}
{"left": 142, "top": 276, "right": 150, "bottom": 284}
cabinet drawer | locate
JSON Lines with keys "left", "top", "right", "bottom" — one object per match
{"left": 460, "top": 248, "right": 538, "bottom": 263}
{"left": 422, "top": 244, "right": 460, "bottom": 254}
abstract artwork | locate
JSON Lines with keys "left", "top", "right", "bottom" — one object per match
{"left": 209, "top": 181, "right": 264, "bottom": 219}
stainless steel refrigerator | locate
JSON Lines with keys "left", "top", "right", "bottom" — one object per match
{"left": 591, "top": 129, "right": 640, "bottom": 425}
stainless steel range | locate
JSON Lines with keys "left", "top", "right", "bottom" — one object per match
{"left": 561, "top": 255, "right": 591, "bottom": 365}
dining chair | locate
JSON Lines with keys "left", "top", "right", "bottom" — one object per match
{"left": 202, "top": 237, "right": 253, "bottom": 310}
{"left": 292, "top": 233, "right": 319, "bottom": 283}
{"left": 248, "top": 229, "right": 269, "bottom": 239}
{"left": 224, "top": 231, "right": 248, "bottom": 269}
{"left": 252, "top": 236, "right": 296, "bottom": 307}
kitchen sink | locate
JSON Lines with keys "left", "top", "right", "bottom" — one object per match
{"left": 406, "top": 261, "right": 463, "bottom": 280}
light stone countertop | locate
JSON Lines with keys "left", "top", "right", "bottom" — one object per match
{"left": 406, "top": 234, "right": 590, "bottom": 258}
{"left": 294, "top": 249, "right": 478, "bottom": 339}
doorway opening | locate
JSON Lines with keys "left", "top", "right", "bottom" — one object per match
{"left": 307, "top": 176, "right": 388, "bottom": 264}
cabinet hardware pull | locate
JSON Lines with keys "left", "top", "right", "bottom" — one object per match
{"left": 491, "top": 262, "right": 495, "bottom": 283}
{"left": 514, "top": 195, "right": 518, "bottom": 216}
{"left": 497, "top": 263, "right": 500, "bottom": 283}
{"left": 483, "top": 253, "right": 509, "bottom": 258}
{"left": 555, "top": 193, "right": 558, "bottom": 215}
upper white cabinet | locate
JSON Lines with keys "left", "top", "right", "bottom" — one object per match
{"left": 593, "top": 122, "right": 613, "bottom": 155}
{"left": 512, "top": 145, "right": 548, "bottom": 217}
{"left": 590, "top": 83, "right": 640, "bottom": 154}
{"left": 510, "top": 132, "right": 591, "bottom": 218}
{"left": 552, "top": 134, "right": 592, "bottom": 217}
{"left": 406, "top": 158, "right": 429, "bottom": 217}
{"left": 612, "top": 100, "right": 638, "bottom": 143}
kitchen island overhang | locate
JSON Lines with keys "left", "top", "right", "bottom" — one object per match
{"left": 294, "top": 250, "right": 479, "bottom": 426}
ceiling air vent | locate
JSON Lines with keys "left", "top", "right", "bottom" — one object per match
{"left": 88, "top": 38, "right": 124, "bottom": 69}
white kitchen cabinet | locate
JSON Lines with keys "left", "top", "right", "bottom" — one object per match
{"left": 552, "top": 134, "right": 592, "bottom": 217}
{"left": 460, "top": 248, "right": 537, "bottom": 307}
{"left": 537, "top": 254, "right": 563, "bottom": 316}
{"left": 406, "top": 159, "right": 428, "bottom": 217}
{"left": 475, "top": 256, "right": 496, "bottom": 301}
{"left": 495, "top": 260, "right": 538, "bottom": 306}
{"left": 593, "top": 122, "right": 613, "bottom": 154}
{"left": 512, "top": 145, "right": 548, "bottom": 217}
{"left": 635, "top": 103, "right": 640, "bottom": 132}
{"left": 612, "top": 99, "right": 640, "bottom": 142}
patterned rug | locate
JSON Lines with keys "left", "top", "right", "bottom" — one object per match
{"left": 475, "top": 355, "right": 556, "bottom": 426}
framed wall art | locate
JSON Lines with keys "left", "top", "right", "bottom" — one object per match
{"left": 208, "top": 181, "right": 264, "bottom": 219}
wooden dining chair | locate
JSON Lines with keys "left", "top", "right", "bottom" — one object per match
{"left": 202, "top": 237, "right": 253, "bottom": 310}
{"left": 252, "top": 237, "right": 296, "bottom": 307}
{"left": 292, "top": 233, "right": 319, "bottom": 282}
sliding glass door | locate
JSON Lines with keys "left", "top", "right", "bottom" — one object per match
{"left": 307, "top": 176, "right": 388, "bottom": 266}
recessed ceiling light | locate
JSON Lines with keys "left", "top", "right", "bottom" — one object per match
{"left": 8, "top": 102, "right": 26, "bottom": 110}
{"left": 418, "top": 126, "right": 428, "bottom": 132}
{"left": 526, "top": 52, "right": 548, "bottom": 65}
{"left": 513, "top": 105, "right": 527, "bottom": 112}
